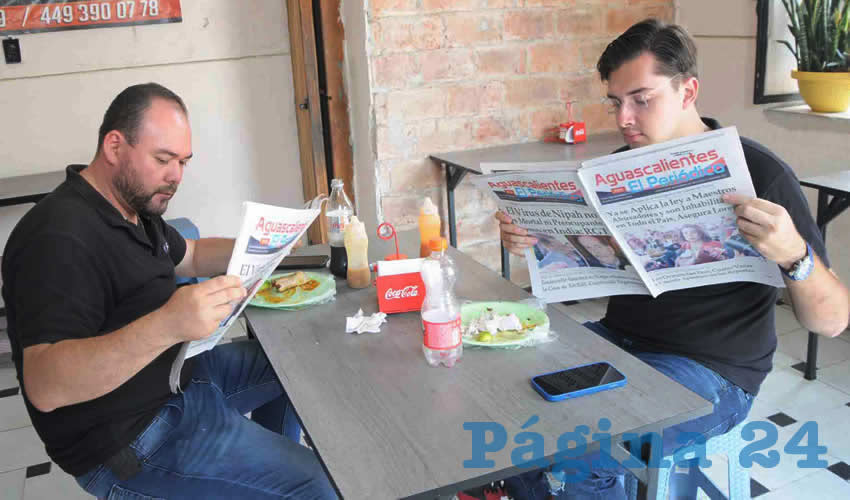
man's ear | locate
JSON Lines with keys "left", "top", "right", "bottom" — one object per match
{"left": 101, "top": 130, "right": 125, "bottom": 165}
{"left": 681, "top": 76, "right": 699, "bottom": 109}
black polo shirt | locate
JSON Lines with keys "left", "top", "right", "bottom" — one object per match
{"left": 1, "top": 164, "right": 191, "bottom": 477}
{"left": 601, "top": 119, "right": 827, "bottom": 396}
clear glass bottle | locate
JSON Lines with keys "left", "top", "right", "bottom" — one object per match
{"left": 326, "top": 179, "right": 353, "bottom": 278}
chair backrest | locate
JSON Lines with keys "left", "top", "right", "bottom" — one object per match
{"left": 166, "top": 218, "right": 201, "bottom": 286}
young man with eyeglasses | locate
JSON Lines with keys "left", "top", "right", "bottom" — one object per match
{"left": 496, "top": 19, "right": 849, "bottom": 500}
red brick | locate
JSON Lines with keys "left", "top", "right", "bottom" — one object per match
{"left": 578, "top": 101, "right": 617, "bottom": 132}
{"left": 370, "top": 0, "right": 418, "bottom": 17}
{"left": 372, "top": 16, "right": 443, "bottom": 51}
{"left": 376, "top": 122, "right": 419, "bottom": 159}
{"left": 626, "top": 0, "right": 673, "bottom": 6}
{"left": 388, "top": 158, "right": 445, "bottom": 192}
{"left": 382, "top": 194, "right": 433, "bottom": 229}
{"left": 557, "top": 8, "right": 604, "bottom": 37}
{"left": 504, "top": 11, "right": 555, "bottom": 40}
{"left": 416, "top": 118, "right": 475, "bottom": 154}
{"left": 481, "top": 81, "right": 506, "bottom": 111}
{"left": 559, "top": 75, "right": 606, "bottom": 102}
{"left": 446, "top": 85, "right": 482, "bottom": 115}
{"left": 373, "top": 53, "right": 421, "bottom": 89}
{"left": 580, "top": 39, "right": 611, "bottom": 70}
{"left": 421, "top": 49, "right": 475, "bottom": 81}
{"left": 422, "top": 0, "right": 480, "bottom": 11}
{"left": 528, "top": 42, "right": 582, "bottom": 73}
{"left": 456, "top": 214, "right": 500, "bottom": 244}
{"left": 473, "top": 116, "right": 512, "bottom": 144}
{"left": 475, "top": 46, "right": 527, "bottom": 75}
{"left": 605, "top": 7, "right": 656, "bottom": 35}
{"left": 444, "top": 12, "right": 502, "bottom": 47}
{"left": 525, "top": 0, "right": 577, "bottom": 7}
{"left": 505, "top": 77, "right": 560, "bottom": 108}
{"left": 383, "top": 88, "right": 447, "bottom": 120}
{"left": 529, "top": 108, "right": 568, "bottom": 139}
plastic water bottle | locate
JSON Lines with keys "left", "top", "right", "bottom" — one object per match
{"left": 420, "top": 238, "right": 463, "bottom": 367}
{"left": 327, "top": 179, "right": 353, "bottom": 278}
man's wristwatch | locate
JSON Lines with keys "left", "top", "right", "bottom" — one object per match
{"left": 781, "top": 242, "right": 814, "bottom": 281}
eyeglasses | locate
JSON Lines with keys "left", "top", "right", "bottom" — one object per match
{"left": 604, "top": 74, "right": 684, "bottom": 115}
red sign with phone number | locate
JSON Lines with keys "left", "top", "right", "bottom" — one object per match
{"left": 0, "top": 0, "right": 181, "bottom": 36}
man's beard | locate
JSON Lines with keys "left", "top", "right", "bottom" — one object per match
{"left": 114, "top": 161, "right": 178, "bottom": 217}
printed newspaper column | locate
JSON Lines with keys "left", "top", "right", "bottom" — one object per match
{"left": 578, "top": 127, "right": 783, "bottom": 297}
{"left": 472, "top": 169, "right": 649, "bottom": 303}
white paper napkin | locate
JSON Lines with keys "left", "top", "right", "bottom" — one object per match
{"left": 345, "top": 309, "right": 387, "bottom": 334}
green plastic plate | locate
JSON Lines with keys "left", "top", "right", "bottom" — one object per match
{"left": 461, "top": 301, "right": 550, "bottom": 347}
{"left": 249, "top": 272, "right": 336, "bottom": 310}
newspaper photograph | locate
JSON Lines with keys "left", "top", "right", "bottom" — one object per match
{"left": 184, "top": 201, "right": 321, "bottom": 358}
{"left": 578, "top": 127, "right": 784, "bottom": 297}
{"left": 472, "top": 169, "right": 650, "bottom": 303}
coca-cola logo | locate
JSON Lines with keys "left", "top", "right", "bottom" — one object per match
{"left": 385, "top": 285, "right": 419, "bottom": 300}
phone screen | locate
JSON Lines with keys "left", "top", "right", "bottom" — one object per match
{"left": 533, "top": 362, "right": 625, "bottom": 396}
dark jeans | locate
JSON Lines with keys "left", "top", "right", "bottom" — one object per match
{"left": 75, "top": 340, "right": 337, "bottom": 499}
{"left": 504, "top": 322, "right": 755, "bottom": 500}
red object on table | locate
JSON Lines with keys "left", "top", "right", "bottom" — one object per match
{"left": 376, "top": 270, "right": 425, "bottom": 314}
{"left": 545, "top": 101, "right": 586, "bottom": 144}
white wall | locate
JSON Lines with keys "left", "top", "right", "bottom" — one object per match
{"left": 679, "top": 0, "right": 850, "bottom": 282}
{"left": 0, "top": 0, "right": 303, "bottom": 239}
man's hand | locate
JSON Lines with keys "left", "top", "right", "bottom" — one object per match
{"left": 495, "top": 211, "right": 537, "bottom": 256}
{"left": 160, "top": 275, "right": 246, "bottom": 342}
{"left": 723, "top": 193, "right": 807, "bottom": 269}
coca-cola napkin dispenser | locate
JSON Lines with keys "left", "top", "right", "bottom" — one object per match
{"left": 376, "top": 258, "right": 426, "bottom": 314}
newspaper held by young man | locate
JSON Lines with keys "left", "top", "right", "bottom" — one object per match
{"left": 471, "top": 170, "right": 650, "bottom": 303}
{"left": 475, "top": 127, "right": 783, "bottom": 303}
{"left": 169, "top": 200, "right": 321, "bottom": 393}
{"left": 578, "top": 126, "right": 783, "bottom": 297}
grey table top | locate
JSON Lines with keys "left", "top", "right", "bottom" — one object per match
{"left": 429, "top": 133, "right": 625, "bottom": 174}
{"left": 0, "top": 170, "right": 66, "bottom": 203}
{"left": 244, "top": 242, "right": 711, "bottom": 499}
{"left": 800, "top": 170, "right": 850, "bottom": 197}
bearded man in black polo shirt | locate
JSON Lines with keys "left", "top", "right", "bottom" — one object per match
{"left": 2, "top": 83, "right": 336, "bottom": 499}
{"left": 496, "top": 20, "right": 849, "bottom": 500}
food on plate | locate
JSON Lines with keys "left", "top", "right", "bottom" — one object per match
{"left": 464, "top": 308, "right": 525, "bottom": 337}
{"left": 461, "top": 302, "right": 550, "bottom": 346}
{"left": 273, "top": 271, "right": 310, "bottom": 292}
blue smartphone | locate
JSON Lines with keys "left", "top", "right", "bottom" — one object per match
{"left": 531, "top": 362, "right": 627, "bottom": 401}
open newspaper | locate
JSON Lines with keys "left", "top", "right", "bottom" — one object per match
{"left": 472, "top": 127, "right": 784, "bottom": 303}
{"left": 168, "top": 200, "right": 321, "bottom": 393}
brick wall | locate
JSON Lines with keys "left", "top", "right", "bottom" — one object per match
{"left": 367, "top": 0, "right": 675, "bottom": 282}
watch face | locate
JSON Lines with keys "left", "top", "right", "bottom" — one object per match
{"left": 788, "top": 244, "right": 814, "bottom": 281}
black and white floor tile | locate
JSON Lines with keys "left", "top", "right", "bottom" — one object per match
{"left": 3, "top": 305, "right": 850, "bottom": 498}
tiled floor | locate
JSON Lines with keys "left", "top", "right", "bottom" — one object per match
{"left": 3, "top": 304, "right": 850, "bottom": 499}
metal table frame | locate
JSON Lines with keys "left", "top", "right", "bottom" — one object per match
{"left": 430, "top": 134, "right": 625, "bottom": 282}
{"left": 799, "top": 173, "right": 850, "bottom": 380}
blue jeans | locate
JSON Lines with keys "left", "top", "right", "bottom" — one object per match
{"left": 504, "top": 322, "right": 755, "bottom": 500}
{"left": 75, "top": 340, "right": 337, "bottom": 499}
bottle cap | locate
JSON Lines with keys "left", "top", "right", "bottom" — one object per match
{"left": 344, "top": 216, "right": 367, "bottom": 242}
{"left": 428, "top": 237, "right": 448, "bottom": 252}
{"left": 331, "top": 178, "right": 344, "bottom": 188}
{"left": 420, "top": 197, "right": 438, "bottom": 216}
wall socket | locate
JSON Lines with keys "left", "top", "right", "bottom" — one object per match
{"left": 3, "top": 38, "right": 21, "bottom": 64}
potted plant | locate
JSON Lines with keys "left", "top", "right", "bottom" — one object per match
{"left": 780, "top": 0, "right": 850, "bottom": 112}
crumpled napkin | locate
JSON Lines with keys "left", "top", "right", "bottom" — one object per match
{"left": 345, "top": 309, "right": 387, "bottom": 334}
